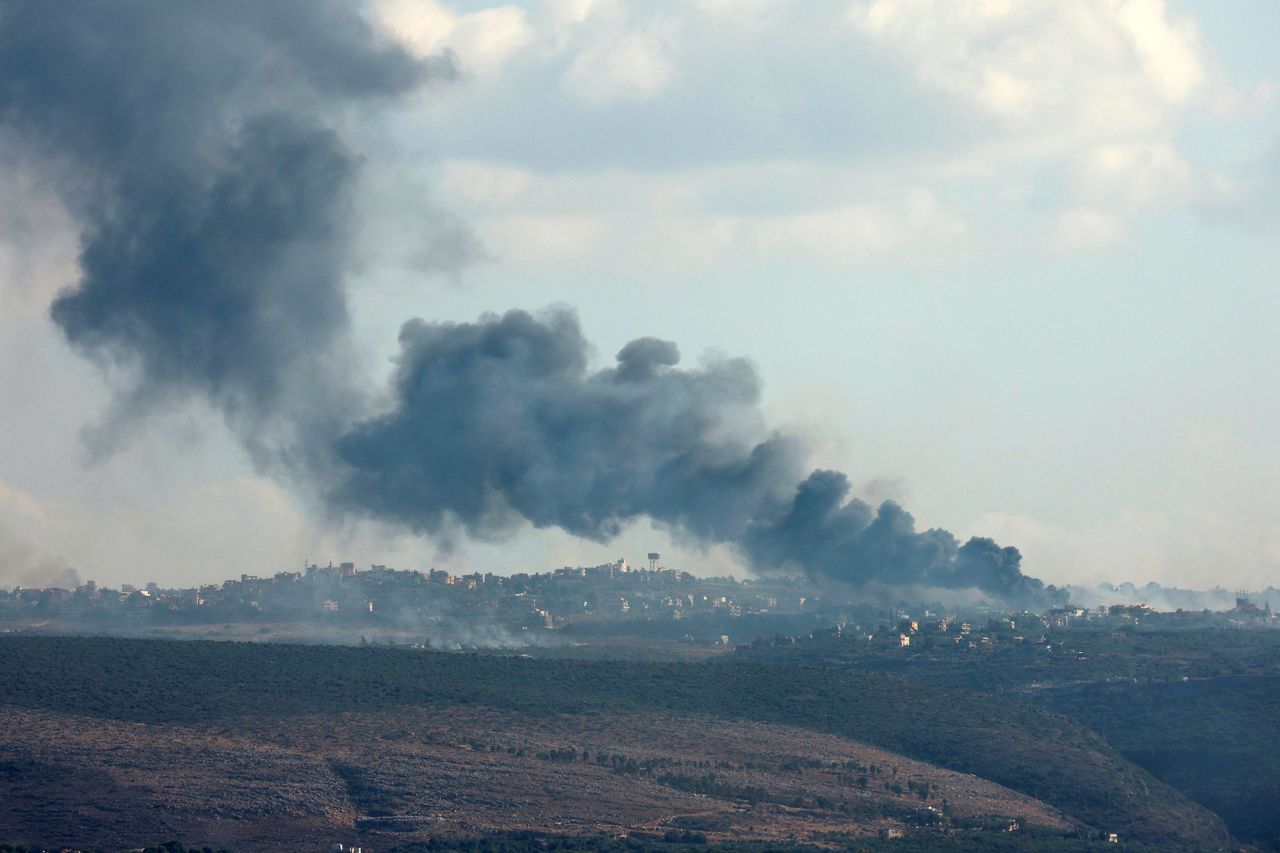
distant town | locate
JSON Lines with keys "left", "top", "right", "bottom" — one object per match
{"left": 2, "top": 554, "right": 1276, "bottom": 649}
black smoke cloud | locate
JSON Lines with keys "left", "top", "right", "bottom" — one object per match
{"left": 0, "top": 0, "right": 447, "bottom": 465}
{"left": 1, "top": 1, "right": 1058, "bottom": 605}
{"left": 335, "top": 309, "right": 804, "bottom": 544}
{"left": 334, "top": 309, "right": 1061, "bottom": 605}
{"left": 742, "top": 470, "right": 1047, "bottom": 601}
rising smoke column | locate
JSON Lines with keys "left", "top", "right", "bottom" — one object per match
{"left": 0, "top": 0, "right": 448, "bottom": 466}
{"left": 334, "top": 309, "right": 1061, "bottom": 605}
{"left": 0, "top": 1, "right": 1059, "bottom": 605}
{"left": 740, "top": 469, "right": 1050, "bottom": 602}
{"left": 334, "top": 308, "right": 805, "bottom": 543}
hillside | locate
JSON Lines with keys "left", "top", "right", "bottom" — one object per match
{"left": 1039, "top": 675, "right": 1280, "bottom": 850}
{"left": 0, "top": 635, "right": 1232, "bottom": 850}
{"left": 735, "top": 626, "right": 1280, "bottom": 848}
{"left": 0, "top": 703, "right": 1078, "bottom": 851}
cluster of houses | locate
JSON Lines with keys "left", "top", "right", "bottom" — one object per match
{"left": 0, "top": 555, "right": 817, "bottom": 639}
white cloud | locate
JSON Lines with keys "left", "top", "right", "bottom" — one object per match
{"left": 437, "top": 160, "right": 539, "bottom": 208}
{"left": 562, "top": 26, "right": 676, "bottom": 103}
{"left": 1111, "top": 0, "right": 1204, "bottom": 103}
{"left": 432, "top": 158, "right": 967, "bottom": 273}
{"left": 1042, "top": 140, "right": 1194, "bottom": 248}
{"left": 376, "top": 0, "right": 534, "bottom": 77}
{"left": 1209, "top": 79, "right": 1277, "bottom": 120}
{"left": 840, "top": 0, "right": 1224, "bottom": 248}
{"left": 1080, "top": 141, "right": 1193, "bottom": 207}
{"left": 844, "top": 0, "right": 1219, "bottom": 242}
{"left": 484, "top": 214, "right": 609, "bottom": 262}
{"left": 545, "top": 0, "right": 597, "bottom": 27}
{"left": 848, "top": 0, "right": 1204, "bottom": 139}
{"left": 375, "top": 1, "right": 1241, "bottom": 264}
{"left": 377, "top": 0, "right": 679, "bottom": 102}
{"left": 748, "top": 189, "right": 966, "bottom": 267}
{"left": 1049, "top": 207, "right": 1127, "bottom": 250}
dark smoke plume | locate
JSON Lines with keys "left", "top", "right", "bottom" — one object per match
{"left": 335, "top": 309, "right": 1061, "bottom": 605}
{"left": 742, "top": 470, "right": 1049, "bottom": 602}
{"left": 0, "top": 0, "right": 450, "bottom": 465}
{"left": 335, "top": 309, "right": 805, "bottom": 542}
{"left": 1, "top": 1, "right": 1058, "bottom": 605}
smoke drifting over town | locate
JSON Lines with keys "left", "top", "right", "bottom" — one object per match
{"left": 742, "top": 471, "right": 1045, "bottom": 601}
{"left": 336, "top": 309, "right": 1059, "bottom": 605}
{"left": 0, "top": 0, "right": 1057, "bottom": 604}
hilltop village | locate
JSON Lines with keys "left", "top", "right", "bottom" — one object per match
{"left": 1, "top": 556, "right": 1275, "bottom": 649}
{"left": 1, "top": 558, "right": 826, "bottom": 646}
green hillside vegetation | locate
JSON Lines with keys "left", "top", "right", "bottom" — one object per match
{"left": 1040, "top": 675, "right": 1280, "bottom": 851}
{"left": 0, "top": 636, "right": 1228, "bottom": 848}
{"left": 734, "top": 625, "right": 1280, "bottom": 692}
{"left": 737, "top": 626, "right": 1280, "bottom": 849}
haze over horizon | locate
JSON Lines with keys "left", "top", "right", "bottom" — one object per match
{"left": 1, "top": 0, "right": 1278, "bottom": 594}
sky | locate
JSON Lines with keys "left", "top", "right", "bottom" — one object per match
{"left": 1, "top": 0, "right": 1278, "bottom": 592}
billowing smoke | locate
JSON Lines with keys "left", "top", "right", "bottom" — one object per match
{"left": 742, "top": 469, "right": 1052, "bottom": 603}
{"left": 0, "top": 0, "right": 447, "bottom": 466}
{"left": 334, "top": 309, "right": 1061, "bottom": 605}
{"left": 334, "top": 309, "right": 805, "bottom": 543}
{"left": 0, "top": 1, "right": 1058, "bottom": 605}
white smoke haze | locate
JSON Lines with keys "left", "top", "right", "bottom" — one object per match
{"left": 971, "top": 509, "right": 1280, "bottom": 592}
{"left": 0, "top": 481, "right": 80, "bottom": 590}
{"left": 262, "top": 591, "right": 562, "bottom": 650}
{"left": 388, "top": 600, "right": 563, "bottom": 651}
{"left": 0, "top": 150, "right": 80, "bottom": 320}
{"left": 1063, "top": 583, "right": 1262, "bottom": 613}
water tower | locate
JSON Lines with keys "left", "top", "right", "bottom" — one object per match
{"left": 648, "top": 552, "right": 660, "bottom": 571}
